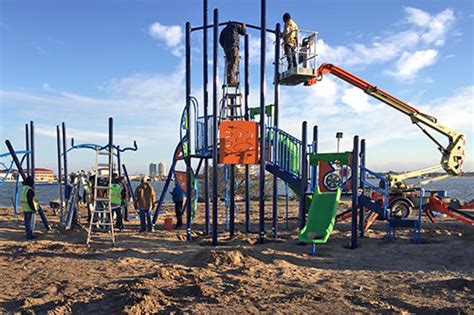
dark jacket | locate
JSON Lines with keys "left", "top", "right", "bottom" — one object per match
{"left": 170, "top": 185, "right": 185, "bottom": 203}
{"left": 219, "top": 22, "right": 246, "bottom": 49}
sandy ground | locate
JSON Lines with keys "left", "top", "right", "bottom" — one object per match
{"left": 0, "top": 200, "right": 473, "bottom": 314}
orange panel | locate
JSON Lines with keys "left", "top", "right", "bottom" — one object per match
{"left": 219, "top": 121, "right": 259, "bottom": 165}
{"left": 175, "top": 171, "right": 187, "bottom": 193}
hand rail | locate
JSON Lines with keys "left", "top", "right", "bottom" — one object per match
{"left": 360, "top": 165, "right": 389, "bottom": 215}
{"left": 265, "top": 126, "right": 303, "bottom": 179}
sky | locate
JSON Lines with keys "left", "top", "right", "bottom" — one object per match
{"left": 0, "top": 0, "right": 473, "bottom": 175}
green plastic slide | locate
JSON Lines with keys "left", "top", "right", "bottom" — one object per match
{"left": 298, "top": 187, "right": 341, "bottom": 244}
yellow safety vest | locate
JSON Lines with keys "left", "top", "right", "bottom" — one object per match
{"left": 111, "top": 183, "right": 122, "bottom": 206}
{"left": 20, "top": 185, "right": 39, "bottom": 213}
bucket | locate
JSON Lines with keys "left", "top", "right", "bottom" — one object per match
{"left": 164, "top": 217, "right": 174, "bottom": 231}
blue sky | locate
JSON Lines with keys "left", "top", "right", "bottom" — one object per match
{"left": 1, "top": 0, "right": 473, "bottom": 174}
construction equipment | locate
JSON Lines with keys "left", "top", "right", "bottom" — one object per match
{"left": 305, "top": 63, "right": 466, "bottom": 218}
{"left": 305, "top": 63, "right": 465, "bottom": 190}
{"left": 86, "top": 147, "right": 115, "bottom": 246}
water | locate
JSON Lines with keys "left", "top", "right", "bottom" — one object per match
{"left": 0, "top": 177, "right": 473, "bottom": 207}
{"left": 0, "top": 181, "right": 175, "bottom": 207}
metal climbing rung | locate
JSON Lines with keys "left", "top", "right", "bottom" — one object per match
{"left": 86, "top": 147, "right": 116, "bottom": 246}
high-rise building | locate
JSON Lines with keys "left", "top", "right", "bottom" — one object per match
{"left": 149, "top": 163, "right": 157, "bottom": 177}
{"left": 158, "top": 162, "right": 166, "bottom": 178}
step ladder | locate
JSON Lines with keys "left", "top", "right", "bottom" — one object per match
{"left": 86, "top": 147, "right": 115, "bottom": 246}
{"left": 220, "top": 57, "right": 244, "bottom": 121}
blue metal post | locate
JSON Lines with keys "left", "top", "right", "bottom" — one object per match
{"left": 359, "top": 139, "right": 366, "bottom": 237}
{"left": 311, "top": 126, "right": 318, "bottom": 191}
{"left": 62, "top": 122, "right": 68, "bottom": 186}
{"left": 299, "top": 122, "right": 308, "bottom": 229}
{"left": 185, "top": 21, "right": 192, "bottom": 241}
{"left": 30, "top": 121, "right": 35, "bottom": 190}
{"left": 285, "top": 182, "right": 289, "bottom": 230}
{"left": 224, "top": 165, "right": 229, "bottom": 230}
{"left": 229, "top": 164, "right": 235, "bottom": 237}
{"left": 56, "top": 125, "right": 64, "bottom": 218}
{"left": 25, "top": 124, "right": 30, "bottom": 176}
{"left": 272, "top": 23, "right": 280, "bottom": 239}
{"left": 350, "top": 136, "right": 359, "bottom": 249}
{"left": 244, "top": 33, "right": 251, "bottom": 233}
{"left": 258, "top": 0, "right": 267, "bottom": 244}
{"left": 203, "top": 0, "right": 210, "bottom": 236}
{"left": 211, "top": 8, "right": 219, "bottom": 246}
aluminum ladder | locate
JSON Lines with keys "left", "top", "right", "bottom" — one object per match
{"left": 86, "top": 147, "right": 115, "bottom": 246}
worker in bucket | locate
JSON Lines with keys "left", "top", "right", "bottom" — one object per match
{"left": 20, "top": 176, "right": 38, "bottom": 240}
{"left": 219, "top": 21, "right": 246, "bottom": 85}
{"left": 134, "top": 176, "right": 155, "bottom": 232}
{"left": 282, "top": 12, "right": 299, "bottom": 70}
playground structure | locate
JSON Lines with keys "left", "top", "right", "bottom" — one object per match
{"left": 3, "top": 122, "right": 52, "bottom": 231}
{"left": 2, "top": 0, "right": 471, "bottom": 252}
{"left": 152, "top": 0, "right": 366, "bottom": 249}
{"left": 2, "top": 118, "right": 138, "bottom": 244}
{"left": 151, "top": 0, "right": 472, "bottom": 253}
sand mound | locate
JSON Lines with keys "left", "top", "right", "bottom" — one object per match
{"left": 189, "top": 249, "right": 252, "bottom": 268}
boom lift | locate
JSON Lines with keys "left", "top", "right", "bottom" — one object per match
{"left": 304, "top": 63, "right": 466, "bottom": 216}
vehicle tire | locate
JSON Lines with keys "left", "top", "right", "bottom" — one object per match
{"left": 389, "top": 199, "right": 412, "bottom": 218}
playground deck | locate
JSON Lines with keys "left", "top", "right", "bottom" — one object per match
{"left": 0, "top": 202, "right": 473, "bottom": 314}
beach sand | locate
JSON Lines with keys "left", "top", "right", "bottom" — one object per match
{"left": 0, "top": 201, "right": 473, "bottom": 313}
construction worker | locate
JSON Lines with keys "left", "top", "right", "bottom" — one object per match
{"left": 170, "top": 181, "right": 185, "bottom": 229}
{"left": 219, "top": 21, "right": 246, "bottom": 85}
{"left": 20, "top": 176, "right": 38, "bottom": 240}
{"left": 282, "top": 13, "right": 298, "bottom": 70}
{"left": 111, "top": 173, "right": 124, "bottom": 231}
{"left": 120, "top": 176, "right": 131, "bottom": 222}
{"left": 134, "top": 176, "right": 155, "bottom": 232}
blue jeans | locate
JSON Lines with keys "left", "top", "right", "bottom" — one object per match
{"left": 139, "top": 208, "right": 152, "bottom": 232}
{"left": 112, "top": 206, "right": 123, "bottom": 229}
{"left": 24, "top": 212, "right": 36, "bottom": 239}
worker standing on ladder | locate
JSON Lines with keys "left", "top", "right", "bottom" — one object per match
{"left": 134, "top": 176, "right": 155, "bottom": 232}
{"left": 20, "top": 176, "right": 38, "bottom": 240}
{"left": 219, "top": 21, "right": 246, "bottom": 85}
{"left": 282, "top": 13, "right": 298, "bottom": 70}
{"left": 111, "top": 173, "right": 124, "bottom": 231}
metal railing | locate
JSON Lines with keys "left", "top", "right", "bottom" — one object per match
{"left": 279, "top": 29, "right": 318, "bottom": 73}
{"left": 265, "top": 126, "right": 303, "bottom": 179}
{"left": 196, "top": 115, "right": 214, "bottom": 155}
{"left": 360, "top": 165, "right": 389, "bottom": 217}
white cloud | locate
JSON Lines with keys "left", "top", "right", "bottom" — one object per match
{"left": 341, "top": 87, "right": 372, "bottom": 112}
{"left": 148, "top": 22, "right": 183, "bottom": 57}
{"left": 389, "top": 49, "right": 438, "bottom": 79}
{"left": 248, "top": 32, "right": 276, "bottom": 65}
{"left": 317, "top": 6, "right": 455, "bottom": 79}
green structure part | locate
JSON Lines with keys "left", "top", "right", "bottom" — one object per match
{"left": 310, "top": 152, "right": 350, "bottom": 166}
{"left": 298, "top": 187, "right": 341, "bottom": 244}
{"left": 249, "top": 104, "right": 274, "bottom": 120}
{"left": 182, "top": 141, "right": 189, "bottom": 157}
